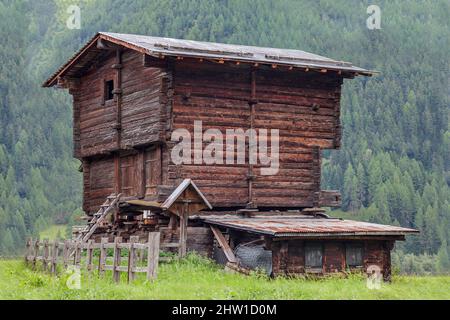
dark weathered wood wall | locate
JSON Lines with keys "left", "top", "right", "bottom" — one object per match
{"left": 271, "top": 239, "right": 393, "bottom": 280}
{"left": 72, "top": 50, "right": 167, "bottom": 159}
{"left": 74, "top": 50, "right": 168, "bottom": 213}
{"left": 168, "top": 61, "right": 343, "bottom": 208}
{"left": 72, "top": 52, "right": 343, "bottom": 212}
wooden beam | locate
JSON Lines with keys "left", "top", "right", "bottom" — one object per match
{"left": 147, "top": 232, "right": 160, "bottom": 280}
{"left": 210, "top": 226, "right": 237, "bottom": 263}
{"left": 178, "top": 203, "right": 189, "bottom": 258}
{"left": 97, "top": 38, "right": 121, "bottom": 50}
{"left": 112, "top": 236, "right": 122, "bottom": 283}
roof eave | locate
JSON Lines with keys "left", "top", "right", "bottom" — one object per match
{"left": 42, "top": 33, "right": 102, "bottom": 88}
{"left": 43, "top": 32, "right": 376, "bottom": 87}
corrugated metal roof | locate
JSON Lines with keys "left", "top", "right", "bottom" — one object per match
{"left": 43, "top": 32, "right": 375, "bottom": 87}
{"left": 200, "top": 215, "right": 418, "bottom": 237}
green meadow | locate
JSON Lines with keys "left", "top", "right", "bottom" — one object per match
{"left": 0, "top": 255, "right": 448, "bottom": 300}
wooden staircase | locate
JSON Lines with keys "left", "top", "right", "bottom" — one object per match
{"left": 75, "top": 194, "right": 121, "bottom": 243}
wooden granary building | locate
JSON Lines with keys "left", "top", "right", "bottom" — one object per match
{"left": 44, "top": 32, "right": 417, "bottom": 280}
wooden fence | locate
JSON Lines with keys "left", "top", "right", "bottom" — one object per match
{"left": 24, "top": 232, "right": 163, "bottom": 283}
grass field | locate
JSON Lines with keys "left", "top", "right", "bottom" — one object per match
{"left": 39, "top": 225, "right": 66, "bottom": 241}
{"left": 0, "top": 255, "right": 448, "bottom": 300}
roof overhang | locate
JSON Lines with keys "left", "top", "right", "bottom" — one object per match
{"left": 43, "top": 32, "right": 377, "bottom": 87}
{"left": 200, "top": 215, "right": 419, "bottom": 239}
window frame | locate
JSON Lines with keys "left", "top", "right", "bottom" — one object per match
{"left": 345, "top": 242, "right": 364, "bottom": 268}
{"left": 304, "top": 242, "right": 324, "bottom": 272}
{"left": 103, "top": 79, "right": 115, "bottom": 102}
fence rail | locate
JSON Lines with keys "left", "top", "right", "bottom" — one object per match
{"left": 25, "top": 232, "right": 161, "bottom": 283}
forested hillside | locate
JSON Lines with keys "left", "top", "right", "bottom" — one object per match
{"left": 0, "top": 0, "right": 448, "bottom": 273}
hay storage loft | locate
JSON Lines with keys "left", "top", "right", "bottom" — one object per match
{"left": 44, "top": 32, "right": 417, "bottom": 280}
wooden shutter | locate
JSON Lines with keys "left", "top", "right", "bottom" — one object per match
{"left": 345, "top": 243, "right": 363, "bottom": 267}
{"left": 305, "top": 243, "right": 323, "bottom": 269}
{"left": 120, "top": 154, "right": 137, "bottom": 197}
{"left": 144, "top": 146, "right": 161, "bottom": 196}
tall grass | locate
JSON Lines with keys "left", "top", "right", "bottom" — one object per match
{"left": 0, "top": 254, "right": 448, "bottom": 300}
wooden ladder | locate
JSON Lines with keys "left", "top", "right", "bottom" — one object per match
{"left": 75, "top": 193, "right": 121, "bottom": 243}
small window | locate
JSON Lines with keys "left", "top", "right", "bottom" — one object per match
{"left": 305, "top": 243, "right": 323, "bottom": 269}
{"left": 104, "top": 80, "right": 114, "bottom": 101}
{"left": 346, "top": 243, "right": 363, "bottom": 267}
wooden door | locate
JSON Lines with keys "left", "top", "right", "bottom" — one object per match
{"left": 120, "top": 154, "right": 137, "bottom": 197}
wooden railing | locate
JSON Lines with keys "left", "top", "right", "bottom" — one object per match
{"left": 24, "top": 232, "right": 163, "bottom": 283}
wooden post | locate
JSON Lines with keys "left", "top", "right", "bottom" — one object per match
{"left": 113, "top": 236, "right": 122, "bottom": 283}
{"left": 43, "top": 239, "right": 49, "bottom": 272}
{"left": 51, "top": 240, "right": 59, "bottom": 274}
{"left": 63, "top": 240, "right": 69, "bottom": 269}
{"left": 74, "top": 240, "right": 82, "bottom": 267}
{"left": 178, "top": 204, "right": 188, "bottom": 258}
{"left": 98, "top": 237, "right": 108, "bottom": 276}
{"left": 25, "top": 238, "right": 32, "bottom": 265}
{"left": 86, "top": 240, "right": 94, "bottom": 272}
{"left": 147, "top": 232, "right": 160, "bottom": 281}
{"left": 210, "top": 226, "right": 237, "bottom": 264}
{"left": 33, "top": 239, "right": 40, "bottom": 270}
{"left": 127, "top": 236, "right": 139, "bottom": 283}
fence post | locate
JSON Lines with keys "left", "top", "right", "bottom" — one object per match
{"left": 127, "top": 236, "right": 139, "bottom": 283}
{"left": 25, "top": 238, "right": 32, "bottom": 265}
{"left": 42, "top": 239, "right": 49, "bottom": 272}
{"left": 147, "top": 232, "right": 160, "bottom": 281}
{"left": 113, "top": 236, "right": 122, "bottom": 283}
{"left": 32, "top": 239, "right": 40, "bottom": 270}
{"left": 86, "top": 240, "right": 94, "bottom": 272}
{"left": 63, "top": 240, "right": 70, "bottom": 269}
{"left": 98, "top": 237, "right": 108, "bottom": 276}
{"left": 51, "top": 240, "right": 59, "bottom": 274}
{"left": 76, "top": 240, "right": 84, "bottom": 267}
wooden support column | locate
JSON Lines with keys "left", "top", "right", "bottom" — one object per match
{"left": 312, "top": 147, "right": 321, "bottom": 207}
{"left": 137, "top": 151, "right": 145, "bottom": 198}
{"left": 383, "top": 240, "right": 395, "bottom": 282}
{"left": 178, "top": 202, "right": 189, "bottom": 258}
{"left": 113, "top": 49, "right": 123, "bottom": 199}
{"left": 272, "top": 241, "right": 289, "bottom": 276}
{"left": 247, "top": 69, "right": 257, "bottom": 208}
{"left": 113, "top": 49, "right": 123, "bottom": 147}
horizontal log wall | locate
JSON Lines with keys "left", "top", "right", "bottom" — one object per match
{"left": 84, "top": 155, "right": 115, "bottom": 213}
{"left": 74, "top": 52, "right": 117, "bottom": 158}
{"left": 120, "top": 51, "right": 167, "bottom": 148}
{"left": 73, "top": 50, "right": 167, "bottom": 158}
{"left": 169, "top": 61, "right": 343, "bottom": 208}
{"left": 74, "top": 54, "right": 343, "bottom": 211}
